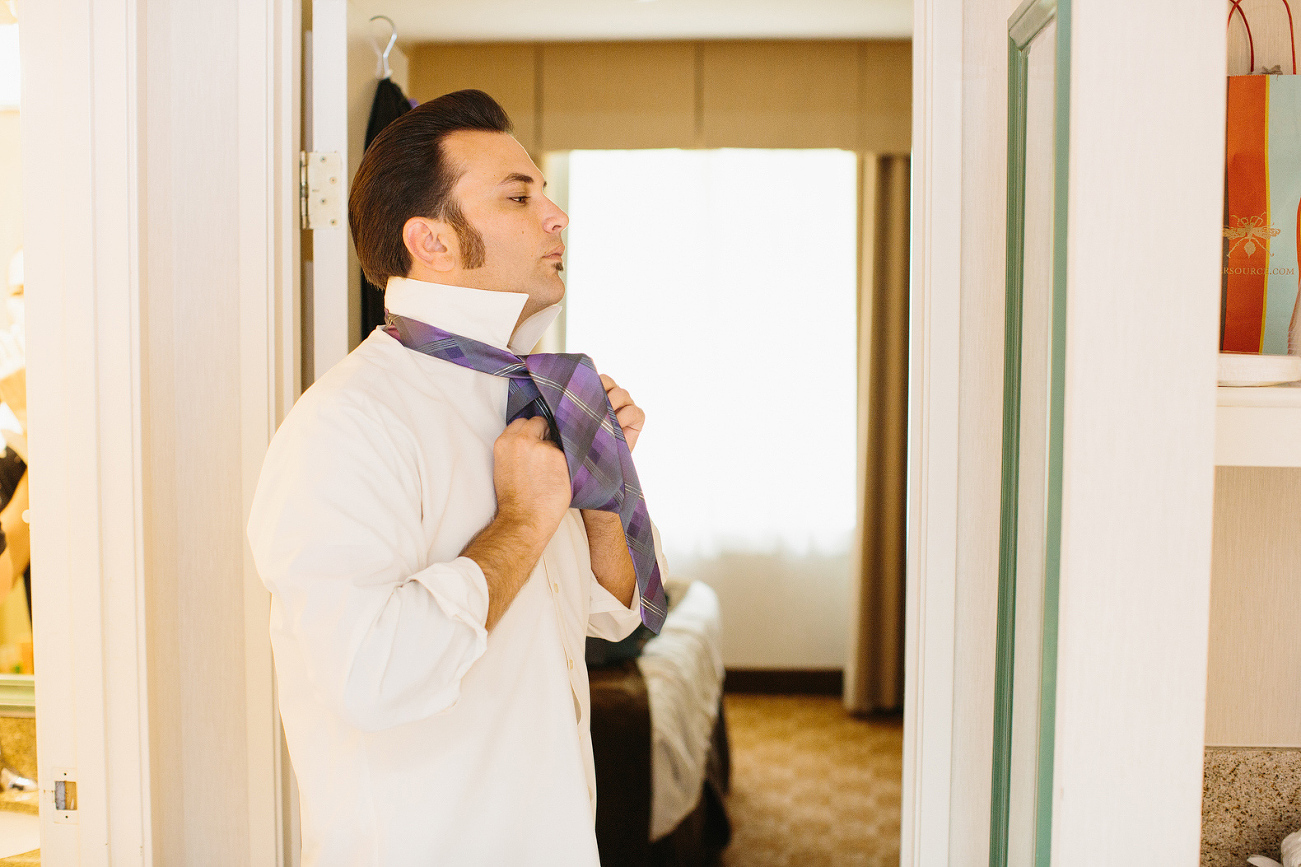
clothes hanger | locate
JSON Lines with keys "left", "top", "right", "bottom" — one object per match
{"left": 369, "top": 15, "right": 397, "bottom": 80}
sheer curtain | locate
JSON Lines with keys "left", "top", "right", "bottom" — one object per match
{"left": 844, "top": 154, "right": 911, "bottom": 715}
{"left": 562, "top": 149, "right": 860, "bottom": 671}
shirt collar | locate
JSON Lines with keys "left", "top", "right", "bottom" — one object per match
{"left": 384, "top": 276, "right": 562, "bottom": 354}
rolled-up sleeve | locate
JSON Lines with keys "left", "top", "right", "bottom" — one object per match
{"left": 586, "top": 521, "right": 667, "bottom": 640}
{"left": 248, "top": 392, "right": 488, "bottom": 733}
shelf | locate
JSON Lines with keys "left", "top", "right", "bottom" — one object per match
{"left": 1216, "top": 384, "right": 1301, "bottom": 467}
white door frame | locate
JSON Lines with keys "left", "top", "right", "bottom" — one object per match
{"left": 20, "top": 0, "right": 297, "bottom": 863}
{"left": 238, "top": 0, "right": 303, "bottom": 863}
{"left": 902, "top": 0, "right": 963, "bottom": 862}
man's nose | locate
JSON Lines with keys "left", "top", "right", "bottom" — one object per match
{"left": 544, "top": 197, "right": 569, "bottom": 233}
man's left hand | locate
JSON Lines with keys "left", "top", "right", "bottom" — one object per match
{"left": 600, "top": 374, "right": 645, "bottom": 452}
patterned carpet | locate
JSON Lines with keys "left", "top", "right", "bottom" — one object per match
{"left": 720, "top": 694, "right": 903, "bottom": 867}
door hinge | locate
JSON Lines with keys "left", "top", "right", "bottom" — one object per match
{"left": 300, "top": 150, "right": 343, "bottom": 230}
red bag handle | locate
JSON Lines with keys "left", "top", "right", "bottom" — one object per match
{"left": 1229, "top": 0, "right": 1298, "bottom": 75}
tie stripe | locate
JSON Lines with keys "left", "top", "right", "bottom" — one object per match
{"left": 385, "top": 313, "right": 667, "bottom": 633}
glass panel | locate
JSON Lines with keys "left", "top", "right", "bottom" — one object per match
{"left": 993, "top": 0, "right": 1070, "bottom": 862}
{"left": 1007, "top": 17, "right": 1057, "bottom": 863}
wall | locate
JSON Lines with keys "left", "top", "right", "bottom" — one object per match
{"left": 407, "top": 39, "right": 910, "bottom": 670}
{"left": 1205, "top": 468, "right": 1301, "bottom": 747}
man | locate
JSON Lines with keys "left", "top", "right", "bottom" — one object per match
{"left": 247, "top": 89, "right": 663, "bottom": 866}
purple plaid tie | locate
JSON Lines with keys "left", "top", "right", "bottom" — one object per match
{"left": 384, "top": 313, "right": 668, "bottom": 633}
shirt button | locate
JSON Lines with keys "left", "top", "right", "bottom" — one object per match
{"left": 567, "top": 658, "right": 574, "bottom": 670}
{"left": 551, "top": 582, "right": 560, "bottom": 593}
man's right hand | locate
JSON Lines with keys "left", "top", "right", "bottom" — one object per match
{"left": 463, "top": 417, "right": 573, "bottom": 631}
{"left": 492, "top": 416, "right": 572, "bottom": 539}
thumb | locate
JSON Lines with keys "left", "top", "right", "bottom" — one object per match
{"left": 520, "top": 416, "right": 553, "bottom": 441}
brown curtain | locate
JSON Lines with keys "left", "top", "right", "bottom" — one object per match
{"left": 845, "top": 154, "right": 910, "bottom": 715}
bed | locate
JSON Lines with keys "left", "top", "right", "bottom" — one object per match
{"left": 587, "top": 579, "right": 732, "bottom": 867}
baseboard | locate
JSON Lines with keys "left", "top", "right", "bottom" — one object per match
{"left": 723, "top": 668, "right": 844, "bottom": 696}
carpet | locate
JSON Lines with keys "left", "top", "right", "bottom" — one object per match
{"left": 720, "top": 694, "right": 902, "bottom": 867}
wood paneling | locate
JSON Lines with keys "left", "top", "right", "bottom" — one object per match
{"left": 539, "top": 42, "right": 696, "bottom": 151}
{"left": 409, "top": 43, "right": 539, "bottom": 153}
{"left": 860, "top": 41, "right": 912, "bottom": 153}
{"left": 1206, "top": 468, "right": 1301, "bottom": 747}
{"left": 407, "top": 39, "right": 913, "bottom": 158}
{"left": 701, "top": 41, "right": 860, "bottom": 150}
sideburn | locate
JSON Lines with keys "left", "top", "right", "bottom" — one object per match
{"left": 444, "top": 200, "right": 487, "bottom": 270}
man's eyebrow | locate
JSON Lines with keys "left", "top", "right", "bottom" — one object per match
{"left": 499, "top": 172, "right": 545, "bottom": 188}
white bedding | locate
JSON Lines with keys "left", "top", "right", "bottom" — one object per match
{"left": 637, "top": 580, "right": 726, "bottom": 841}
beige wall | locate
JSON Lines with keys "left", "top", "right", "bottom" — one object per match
{"left": 0, "top": 111, "right": 20, "bottom": 285}
{"left": 410, "top": 39, "right": 911, "bottom": 156}
{"left": 1205, "top": 468, "right": 1301, "bottom": 747}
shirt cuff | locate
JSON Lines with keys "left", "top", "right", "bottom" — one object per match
{"left": 589, "top": 577, "right": 642, "bottom": 641}
{"left": 591, "top": 575, "right": 640, "bottom": 614}
{"left": 411, "top": 555, "right": 492, "bottom": 635}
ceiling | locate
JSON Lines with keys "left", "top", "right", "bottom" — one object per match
{"left": 348, "top": 0, "right": 913, "bottom": 46}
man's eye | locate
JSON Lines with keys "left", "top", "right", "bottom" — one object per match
{"left": 509, "top": 195, "right": 529, "bottom": 204}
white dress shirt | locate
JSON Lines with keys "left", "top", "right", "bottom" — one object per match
{"left": 247, "top": 277, "right": 652, "bottom": 867}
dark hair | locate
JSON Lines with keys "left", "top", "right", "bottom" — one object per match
{"left": 349, "top": 89, "right": 513, "bottom": 286}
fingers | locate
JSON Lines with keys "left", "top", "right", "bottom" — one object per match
{"left": 615, "top": 404, "right": 645, "bottom": 432}
{"left": 504, "top": 416, "right": 554, "bottom": 442}
{"left": 608, "top": 387, "right": 633, "bottom": 411}
{"left": 596, "top": 373, "right": 644, "bottom": 450}
{"left": 601, "top": 377, "right": 635, "bottom": 414}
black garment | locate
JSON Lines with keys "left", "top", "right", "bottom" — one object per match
{"left": 0, "top": 446, "right": 25, "bottom": 561}
{"left": 360, "top": 78, "right": 415, "bottom": 343}
{"left": 0, "top": 448, "right": 28, "bottom": 621}
{"left": 0, "top": 447, "right": 25, "bottom": 507}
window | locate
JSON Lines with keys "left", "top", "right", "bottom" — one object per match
{"left": 563, "top": 149, "right": 858, "bottom": 574}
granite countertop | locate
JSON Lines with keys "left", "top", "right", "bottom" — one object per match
{"left": 0, "top": 718, "right": 37, "bottom": 864}
{"left": 1203, "top": 747, "right": 1301, "bottom": 867}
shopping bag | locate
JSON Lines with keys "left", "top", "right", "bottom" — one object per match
{"left": 1223, "top": 0, "right": 1301, "bottom": 354}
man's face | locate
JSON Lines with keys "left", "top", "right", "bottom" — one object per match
{"left": 440, "top": 130, "right": 569, "bottom": 320}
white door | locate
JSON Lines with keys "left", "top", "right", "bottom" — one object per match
{"left": 907, "top": 0, "right": 1224, "bottom": 863}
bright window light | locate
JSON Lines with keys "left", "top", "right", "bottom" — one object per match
{"left": 563, "top": 149, "right": 858, "bottom": 567}
{"left": 0, "top": 26, "right": 17, "bottom": 110}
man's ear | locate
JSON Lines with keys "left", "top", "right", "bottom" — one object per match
{"left": 402, "top": 216, "right": 457, "bottom": 274}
